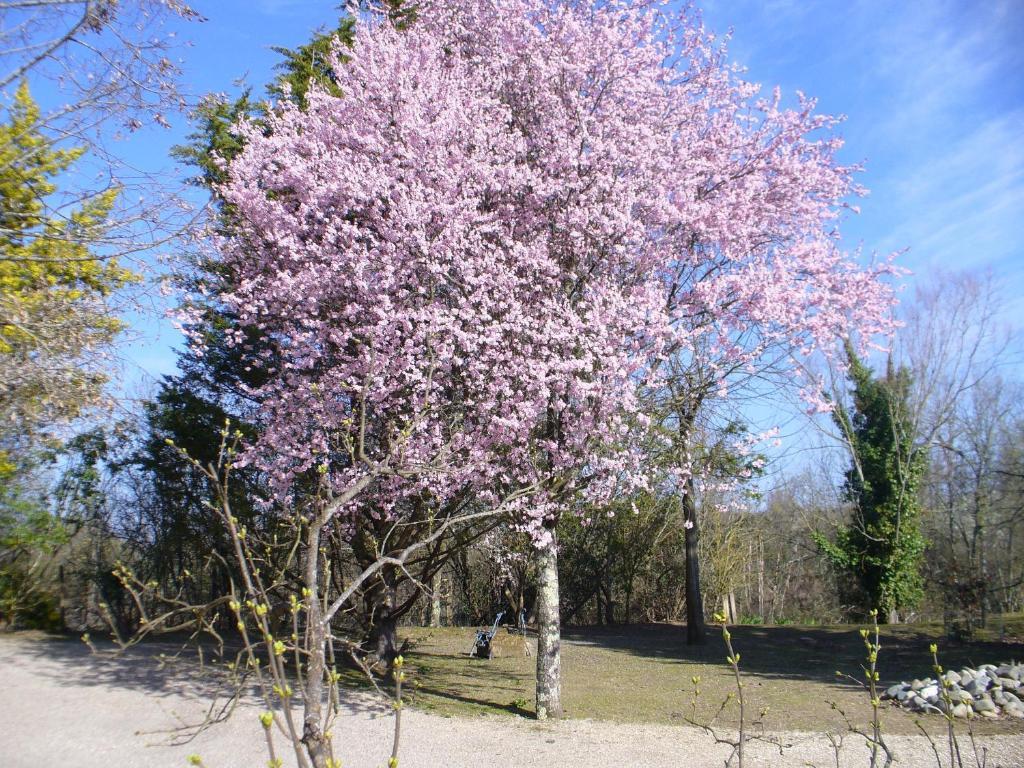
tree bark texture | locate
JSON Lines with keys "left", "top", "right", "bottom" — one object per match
{"left": 429, "top": 574, "right": 442, "bottom": 627}
{"left": 534, "top": 531, "right": 563, "bottom": 719}
{"left": 683, "top": 480, "right": 707, "bottom": 645}
{"left": 302, "top": 521, "right": 329, "bottom": 768}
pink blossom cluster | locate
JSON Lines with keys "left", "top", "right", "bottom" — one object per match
{"left": 214, "top": 0, "right": 898, "bottom": 540}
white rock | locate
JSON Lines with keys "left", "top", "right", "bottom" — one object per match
{"left": 920, "top": 684, "right": 939, "bottom": 700}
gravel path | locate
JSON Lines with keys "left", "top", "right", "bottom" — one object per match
{"left": 2, "top": 635, "right": 1022, "bottom": 768}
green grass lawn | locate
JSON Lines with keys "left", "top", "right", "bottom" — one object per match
{"left": 383, "top": 617, "right": 1024, "bottom": 736}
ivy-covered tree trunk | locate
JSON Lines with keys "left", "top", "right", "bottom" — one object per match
{"left": 534, "top": 530, "right": 563, "bottom": 720}
{"left": 816, "top": 342, "right": 927, "bottom": 621}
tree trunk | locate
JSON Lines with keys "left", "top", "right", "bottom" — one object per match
{"left": 374, "top": 613, "right": 400, "bottom": 663}
{"left": 757, "top": 536, "right": 765, "bottom": 621}
{"left": 683, "top": 480, "right": 706, "bottom": 645}
{"left": 363, "top": 573, "right": 401, "bottom": 670}
{"left": 723, "top": 591, "right": 737, "bottom": 624}
{"left": 599, "top": 584, "right": 612, "bottom": 625}
{"left": 625, "top": 578, "right": 633, "bottom": 625}
{"left": 302, "top": 521, "right": 330, "bottom": 768}
{"left": 534, "top": 531, "right": 563, "bottom": 719}
{"left": 429, "top": 574, "right": 442, "bottom": 627}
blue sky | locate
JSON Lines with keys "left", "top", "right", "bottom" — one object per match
{"left": 109, "top": 0, "right": 1023, "bottom": 401}
{"left": 700, "top": 0, "right": 1024, "bottom": 285}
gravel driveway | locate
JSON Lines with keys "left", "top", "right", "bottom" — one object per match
{"left": 2, "top": 635, "right": 1022, "bottom": 768}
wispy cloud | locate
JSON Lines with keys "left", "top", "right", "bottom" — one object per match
{"left": 701, "top": 0, "right": 1024, "bottom": 335}
{"left": 254, "top": 0, "right": 309, "bottom": 17}
{"left": 878, "top": 112, "right": 1024, "bottom": 271}
{"left": 862, "top": 1, "right": 1020, "bottom": 138}
{"left": 851, "top": 3, "right": 1024, "bottom": 304}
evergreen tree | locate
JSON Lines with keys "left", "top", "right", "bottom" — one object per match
{"left": 0, "top": 82, "right": 134, "bottom": 464}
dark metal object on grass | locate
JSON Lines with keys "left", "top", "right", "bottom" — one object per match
{"left": 471, "top": 611, "right": 505, "bottom": 659}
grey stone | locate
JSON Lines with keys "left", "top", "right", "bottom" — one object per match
{"left": 973, "top": 694, "right": 997, "bottom": 713}
{"left": 965, "top": 677, "right": 990, "bottom": 695}
{"left": 884, "top": 663, "right": 1024, "bottom": 718}
{"left": 998, "top": 677, "right": 1020, "bottom": 691}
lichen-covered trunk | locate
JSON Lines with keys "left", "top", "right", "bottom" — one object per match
{"left": 534, "top": 532, "right": 563, "bottom": 719}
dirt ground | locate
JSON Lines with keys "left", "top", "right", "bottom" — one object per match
{"left": 2, "top": 633, "right": 1023, "bottom": 768}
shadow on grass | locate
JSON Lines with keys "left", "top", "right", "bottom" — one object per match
{"left": 7, "top": 617, "right": 1023, "bottom": 730}
{"left": 397, "top": 634, "right": 539, "bottom": 718}
{"left": 561, "top": 621, "right": 1024, "bottom": 688}
{"left": 412, "top": 681, "right": 533, "bottom": 718}
{"left": 392, "top": 618, "right": 1024, "bottom": 732}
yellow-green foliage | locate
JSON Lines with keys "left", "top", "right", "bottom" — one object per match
{"left": 0, "top": 82, "right": 136, "bottom": 445}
